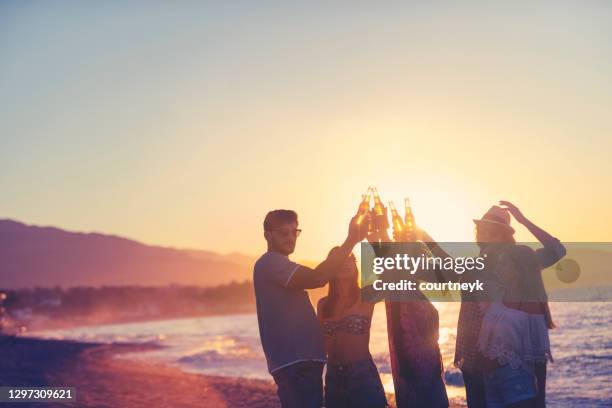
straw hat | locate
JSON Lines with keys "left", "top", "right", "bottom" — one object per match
{"left": 473, "top": 205, "right": 515, "bottom": 234}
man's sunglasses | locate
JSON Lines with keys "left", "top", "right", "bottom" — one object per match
{"left": 269, "top": 228, "right": 302, "bottom": 237}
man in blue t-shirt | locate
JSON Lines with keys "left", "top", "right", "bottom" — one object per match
{"left": 253, "top": 209, "right": 369, "bottom": 408}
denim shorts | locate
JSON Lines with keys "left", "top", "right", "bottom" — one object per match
{"left": 484, "top": 364, "right": 537, "bottom": 408}
{"left": 271, "top": 361, "right": 324, "bottom": 408}
{"left": 325, "top": 357, "right": 388, "bottom": 408}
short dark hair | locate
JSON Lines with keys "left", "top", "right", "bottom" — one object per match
{"left": 264, "top": 210, "right": 298, "bottom": 231}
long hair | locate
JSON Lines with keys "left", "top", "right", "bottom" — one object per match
{"left": 499, "top": 229, "right": 516, "bottom": 244}
{"left": 321, "top": 247, "right": 361, "bottom": 319}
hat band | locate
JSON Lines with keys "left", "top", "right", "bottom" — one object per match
{"left": 482, "top": 214, "right": 508, "bottom": 225}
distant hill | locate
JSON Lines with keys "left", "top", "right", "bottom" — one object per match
{"left": 8, "top": 218, "right": 607, "bottom": 297}
{"left": 0, "top": 219, "right": 258, "bottom": 289}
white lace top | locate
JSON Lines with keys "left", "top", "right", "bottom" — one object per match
{"left": 476, "top": 247, "right": 554, "bottom": 371}
{"left": 477, "top": 301, "right": 553, "bottom": 371}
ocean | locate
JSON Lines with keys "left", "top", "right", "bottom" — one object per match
{"left": 27, "top": 302, "right": 611, "bottom": 407}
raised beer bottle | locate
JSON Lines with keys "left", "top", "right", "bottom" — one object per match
{"left": 371, "top": 187, "right": 390, "bottom": 233}
{"left": 356, "top": 187, "right": 372, "bottom": 224}
{"left": 389, "top": 201, "right": 404, "bottom": 237}
{"left": 404, "top": 197, "right": 416, "bottom": 240}
{"left": 372, "top": 188, "right": 385, "bottom": 216}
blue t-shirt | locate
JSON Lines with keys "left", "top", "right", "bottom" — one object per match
{"left": 253, "top": 251, "right": 326, "bottom": 373}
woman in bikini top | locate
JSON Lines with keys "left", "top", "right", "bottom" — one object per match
{"left": 316, "top": 248, "right": 387, "bottom": 408}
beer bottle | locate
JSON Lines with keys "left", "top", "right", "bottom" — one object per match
{"left": 404, "top": 197, "right": 416, "bottom": 240}
{"left": 389, "top": 201, "right": 404, "bottom": 238}
{"left": 356, "top": 187, "right": 372, "bottom": 224}
{"left": 372, "top": 187, "right": 385, "bottom": 216}
{"left": 371, "top": 187, "right": 390, "bottom": 233}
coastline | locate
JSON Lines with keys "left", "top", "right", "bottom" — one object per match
{"left": 0, "top": 336, "right": 467, "bottom": 407}
{"left": 9, "top": 304, "right": 257, "bottom": 333}
{"left": 0, "top": 336, "right": 279, "bottom": 407}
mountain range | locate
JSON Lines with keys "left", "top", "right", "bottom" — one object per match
{"left": 1, "top": 219, "right": 610, "bottom": 293}
{"left": 0, "top": 219, "right": 257, "bottom": 289}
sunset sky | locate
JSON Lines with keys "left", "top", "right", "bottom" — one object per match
{"left": 1, "top": 2, "right": 611, "bottom": 261}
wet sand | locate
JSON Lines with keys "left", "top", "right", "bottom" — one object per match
{"left": 0, "top": 336, "right": 463, "bottom": 407}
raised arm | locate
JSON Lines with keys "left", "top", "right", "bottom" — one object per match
{"left": 415, "top": 227, "right": 460, "bottom": 283}
{"left": 418, "top": 227, "right": 452, "bottom": 259}
{"left": 287, "top": 214, "right": 370, "bottom": 289}
{"left": 500, "top": 200, "right": 566, "bottom": 268}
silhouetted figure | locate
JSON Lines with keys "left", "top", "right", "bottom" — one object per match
{"left": 421, "top": 202, "right": 565, "bottom": 408}
{"left": 253, "top": 209, "right": 369, "bottom": 408}
{"left": 317, "top": 247, "right": 387, "bottom": 408}
{"left": 374, "top": 205, "right": 449, "bottom": 408}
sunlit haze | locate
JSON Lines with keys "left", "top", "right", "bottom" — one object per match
{"left": 1, "top": 2, "right": 611, "bottom": 261}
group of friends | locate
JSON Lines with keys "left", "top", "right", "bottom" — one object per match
{"left": 253, "top": 199, "right": 566, "bottom": 408}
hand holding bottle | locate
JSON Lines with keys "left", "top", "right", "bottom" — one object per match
{"left": 348, "top": 212, "right": 371, "bottom": 245}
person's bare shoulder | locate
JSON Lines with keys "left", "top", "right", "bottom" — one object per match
{"left": 356, "top": 296, "right": 375, "bottom": 313}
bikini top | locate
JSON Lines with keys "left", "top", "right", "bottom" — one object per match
{"left": 321, "top": 314, "right": 371, "bottom": 336}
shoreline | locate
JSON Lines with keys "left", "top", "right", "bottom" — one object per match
{"left": 0, "top": 336, "right": 280, "bottom": 407}
{"left": 0, "top": 336, "right": 466, "bottom": 407}
{"left": 9, "top": 305, "right": 257, "bottom": 334}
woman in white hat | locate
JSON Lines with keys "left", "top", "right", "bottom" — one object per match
{"left": 420, "top": 201, "right": 565, "bottom": 408}
{"left": 475, "top": 202, "right": 565, "bottom": 408}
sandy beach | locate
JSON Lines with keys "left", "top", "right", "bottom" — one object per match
{"left": 0, "top": 336, "right": 469, "bottom": 408}
{"left": 0, "top": 336, "right": 279, "bottom": 408}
